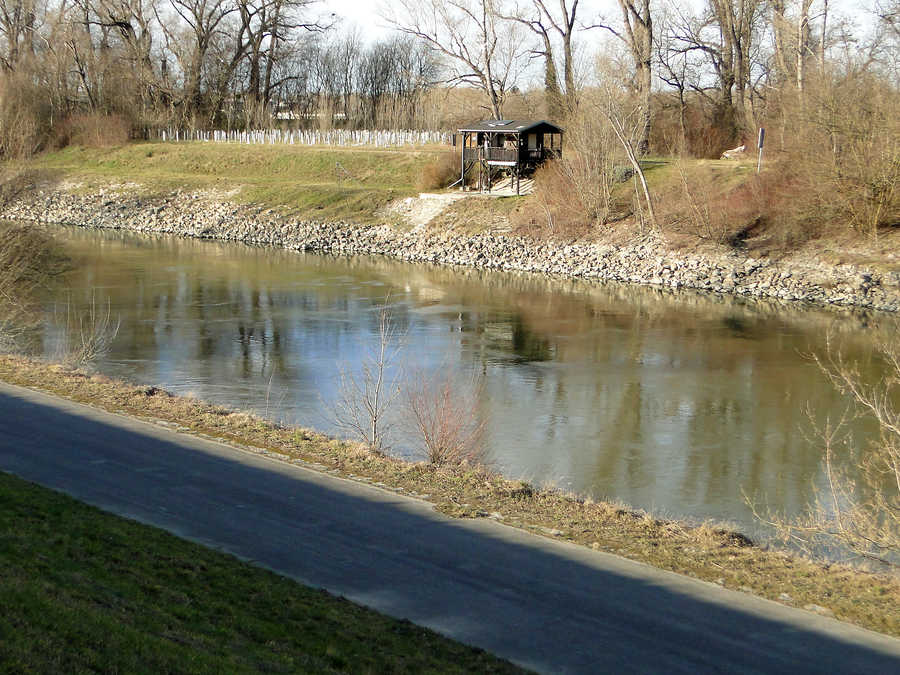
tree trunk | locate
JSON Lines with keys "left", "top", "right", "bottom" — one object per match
{"left": 771, "top": 0, "right": 790, "bottom": 85}
{"left": 637, "top": 58, "right": 651, "bottom": 155}
{"left": 562, "top": 33, "right": 576, "bottom": 113}
{"left": 797, "top": 0, "right": 812, "bottom": 94}
{"left": 541, "top": 32, "right": 564, "bottom": 119}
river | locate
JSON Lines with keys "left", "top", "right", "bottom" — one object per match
{"left": 35, "top": 225, "right": 896, "bottom": 537}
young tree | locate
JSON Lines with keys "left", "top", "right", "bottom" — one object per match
{"left": 589, "top": 63, "right": 658, "bottom": 230}
{"left": 754, "top": 337, "right": 900, "bottom": 569}
{"left": 331, "top": 301, "right": 404, "bottom": 454}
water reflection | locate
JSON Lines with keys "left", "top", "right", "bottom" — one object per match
{"left": 37, "top": 225, "right": 898, "bottom": 535}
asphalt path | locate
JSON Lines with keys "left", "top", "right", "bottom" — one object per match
{"left": 1, "top": 381, "right": 899, "bottom": 673}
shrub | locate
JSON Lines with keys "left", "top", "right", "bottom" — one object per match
{"left": 656, "top": 161, "right": 753, "bottom": 245}
{"left": 656, "top": 159, "right": 826, "bottom": 250}
{"left": 517, "top": 161, "right": 595, "bottom": 239}
{"left": 650, "top": 94, "right": 742, "bottom": 159}
{"left": 0, "top": 71, "right": 51, "bottom": 159}
{"left": 515, "top": 105, "right": 626, "bottom": 238}
{"left": 404, "top": 367, "right": 487, "bottom": 467}
{"left": 418, "top": 151, "right": 459, "bottom": 190}
{"left": 769, "top": 71, "right": 900, "bottom": 238}
{"left": 53, "top": 113, "right": 131, "bottom": 149}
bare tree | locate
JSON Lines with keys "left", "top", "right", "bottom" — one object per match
{"left": 752, "top": 336, "right": 900, "bottom": 569}
{"left": 238, "top": 0, "right": 327, "bottom": 112}
{"left": 591, "top": 0, "right": 653, "bottom": 154}
{"left": 795, "top": 0, "right": 813, "bottom": 94}
{"left": 499, "top": 0, "right": 579, "bottom": 117}
{"left": 156, "top": 0, "right": 238, "bottom": 119}
{"left": 0, "top": 0, "right": 37, "bottom": 68}
{"left": 386, "top": 0, "right": 525, "bottom": 119}
{"left": 331, "top": 301, "right": 404, "bottom": 454}
{"left": 879, "top": 0, "right": 900, "bottom": 39}
{"left": 770, "top": 0, "right": 791, "bottom": 85}
{"left": 666, "top": 0, "right": 766, "bottom": 138}
{"left": 592, "top": 70, "right": 658, "bottom": 230}
{"left": 770, "top": 0, "right": 831, "bottom": 95}
{"left": 654, "top": 5, "right": 696, "bottom": 151}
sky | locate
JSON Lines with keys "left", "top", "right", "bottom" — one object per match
{"left": 322, "top": 0, "right": 874, "bottom": 43}
{"left": 324, "top": 0, "right": 623, "bottom": 40}
{"left": 318, "top": 0, "right": 878, "bottom": 93}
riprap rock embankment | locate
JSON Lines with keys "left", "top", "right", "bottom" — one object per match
{"left": 3, "top": 186, "right": 898, "bottom": 312}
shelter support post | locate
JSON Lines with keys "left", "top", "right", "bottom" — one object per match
{"left": 460, "top": 132, "right": 466, "bottom": 190}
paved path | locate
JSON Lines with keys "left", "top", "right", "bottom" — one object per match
{"left": 1, "top": 381, "right": 898, "bottom": 673}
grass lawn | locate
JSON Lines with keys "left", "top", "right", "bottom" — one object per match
{"left": 0, "top": 471, "right": 522, "bottom": 673}
{"left": 27, "top": 142, "right": 447, "bottom": 221}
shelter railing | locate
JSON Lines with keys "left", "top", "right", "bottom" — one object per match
{"left": 483, "top": 147, "right": 518, "bottom": 163}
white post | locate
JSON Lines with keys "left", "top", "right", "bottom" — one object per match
{"left": 757, "top": 127, "right": 765, "bottom": 174}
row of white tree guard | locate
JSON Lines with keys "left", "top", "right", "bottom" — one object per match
{"left": 154, "top": 128, "right": 452, "bottom": 147}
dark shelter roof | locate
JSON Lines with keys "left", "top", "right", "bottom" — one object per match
{"left": 457, "top": 120, "right": 563, "bottom": 134}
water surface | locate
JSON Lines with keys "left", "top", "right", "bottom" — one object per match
{"left": 37, "top": 225, "right": 896, "bottom": 536}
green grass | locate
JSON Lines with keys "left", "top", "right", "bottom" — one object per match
{"left": 28, "top": 142, "right": 444, "bottom": 221}
{"left": 0, "top": 471, "right": 522, "bottom": 673}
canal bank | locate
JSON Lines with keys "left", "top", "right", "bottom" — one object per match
{"left": 1, "top": 353, "right": 898, "bottom": 639}
{"left": 2, "top": 181, "right": 899, "bottom": 313}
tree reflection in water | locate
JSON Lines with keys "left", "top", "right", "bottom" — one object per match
{"left": 37, "top": 225, "right": 898, "bottom": 537}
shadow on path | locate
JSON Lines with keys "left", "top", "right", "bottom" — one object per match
{"left": 0, "top": 385, "right": 898, "bottom": 674}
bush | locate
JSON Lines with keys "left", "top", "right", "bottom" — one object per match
{"left": 656, "top": 161, "right": 763, "bottom": 246}
{"left": 656, "top": 160, "right": 828, "bottom": 250}
{"left": 418, "top": 151, "right": 459, "bottom": 190}
{"left": 405, "top": 367, "right": 487, "bottom": 467}
{"left": 516, "top": 161, "right": 595, "bottom": 239}
{"left": 0, "top": 71, "right": 51, "bottom": 159}
{"left": 769, "top": 72, "right": 900, "bottom": 238}
{"left": 514, "top": 104, "right": 627, "bottom": 238}
{"left": 53, "top": 113, "right": 131, "bottom": 149}
{"left": 650, "top": 94, "right": 742, "bottom": 159}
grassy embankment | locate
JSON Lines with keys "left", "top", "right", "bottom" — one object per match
{"left": 22, "top": 141, "right": 447, "bottom": 222}
{"left": 13, "top": 142, "right": 759, "bottom": 246}
{"left": 1, "top": 355, "right": 898, "bottom": 638}
{"left": 22, "top": 141, "right": 898, "bottom": 269}
{"left": 0, "top": 470, "right": 520, "bottom": 673}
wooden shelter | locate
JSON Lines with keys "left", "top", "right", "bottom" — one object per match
{"left": 457, "top": 120, "right": 563, "bottom": 195}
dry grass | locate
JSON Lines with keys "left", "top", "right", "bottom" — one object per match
{"left": 0, "top": 354, "right": 897, "bottom": 637}
{"left": 52, "top": 113, "right": 131, "bottom": 150}
{"left": 418, "top": 150, "right": 460, "bottom": 190}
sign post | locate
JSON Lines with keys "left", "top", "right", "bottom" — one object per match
{"left": 757, "top": 127, "right": 765, "bottom": 174}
